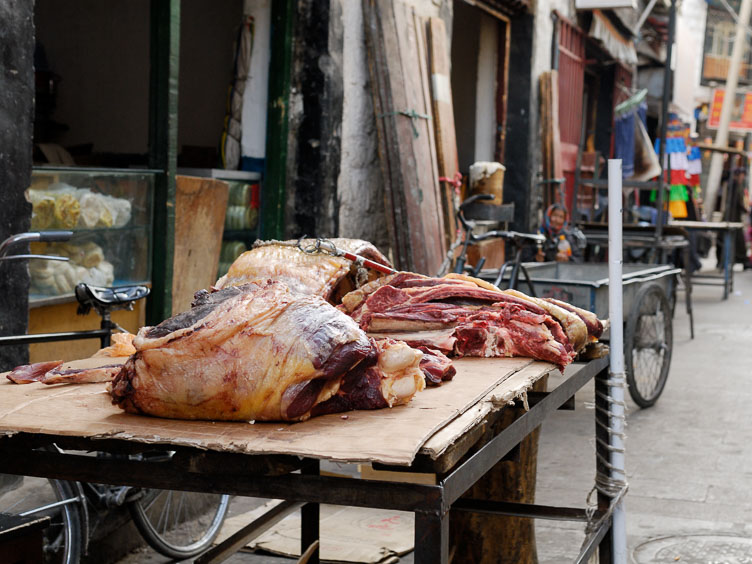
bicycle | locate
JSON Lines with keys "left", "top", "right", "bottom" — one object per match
{"left": 0, "top": 231, "right": 230, "bottom": 563}
{"left": 453, "top": 194, "right": 545, "bottom": 295}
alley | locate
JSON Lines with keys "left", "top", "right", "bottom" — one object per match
{"left": 536, "top": 265, "right": 752, "bottom": 562}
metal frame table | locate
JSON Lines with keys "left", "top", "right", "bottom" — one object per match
{"left": 0, "top": 357, "right": 614, "bottom": 563}
{"left": 668, "top": 220, "right": 744, "bottom": 300}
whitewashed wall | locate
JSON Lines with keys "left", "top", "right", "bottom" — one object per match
{"left": 674, "top": 0, "right": 709, "bottom": 122}
{"left": 241, "top": 0, "right": 272, "bottom": 161}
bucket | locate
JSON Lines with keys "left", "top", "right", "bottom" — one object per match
{"left": 469, "top": 162, "right": 505, "bottom": 205}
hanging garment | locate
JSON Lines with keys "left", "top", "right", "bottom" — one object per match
{"left": 631, "top": 116, "right": 662, "bottom": 181}
{"left": 687, "top": 146, "right": 702, "bottom": 187}
{"left": 614, "top": 110, "right": 635, "bottom": 178}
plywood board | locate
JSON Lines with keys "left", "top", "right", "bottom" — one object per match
{"left": 216, "top": 501, "right": 412, "bottom": 563}
{"left": 363, "top": 0, "right": 446, "bottom": 275}
{"left": 172, "top": 175, "right": 230, "bottom": 315}
{"left": 427, "top": 17, "right": 460, "bottom": 249}
{"left": 420, "top": 361, "right": 554, "bottom": 460}
{"left": 0, "top": 357, "right": 549, "bottom": 466}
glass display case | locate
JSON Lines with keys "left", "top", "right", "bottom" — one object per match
{"left": 27, "top": 167, "right": 155, "bottom": 304}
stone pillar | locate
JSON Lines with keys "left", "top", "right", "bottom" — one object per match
{"left": 0, "top": 0, "right": 34, "bottom": 370}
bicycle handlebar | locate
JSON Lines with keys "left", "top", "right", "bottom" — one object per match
{"left": 0, "top": 231, "right": 73, "bottom": 259}
{"left": 38, "top": 230, "right": 75, "bottom": 243}
{"left": 472, "top": 230, "right": 545, "bottom": 244}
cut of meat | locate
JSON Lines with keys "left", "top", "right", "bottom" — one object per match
{"left": 310, "top": 339, "right": 425, "bottom": 416}
{"left": 6, "top": 360, "right": 63, "bottom": 384}
{"left": 415, "top": 346, "right": 456, "bottom": 385}
{"left": 111, "top": 281, "right": 425, "bottom": 422}
{"left": 545, "top": 298, "right": 605, "bottom": 340}
{"left": 340, "top": 272, "right": 579, "bottom": 370}
{"left": 39, "top": 364, "right": 125, "bottom": 385}
{"left": 214, "top": 238, "right": 392, "bottom": 304}
{"left": 451, "top": 306, "right": 573, "bottom": 366}
{"left": 502, "top": 289, "right": 588, "bottom": 352}
{"left": 370, "top": 328, "right": 457, "bottom": 353}
{"left": 6, "top": 359, "right": 127, "bottom": 385}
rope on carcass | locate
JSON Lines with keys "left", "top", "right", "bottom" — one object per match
{"left": 252, "top": 237, "right": 394, "bottom": 287}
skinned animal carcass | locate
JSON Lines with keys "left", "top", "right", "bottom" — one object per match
{"left": 214, "top": 238, "right": 392, "bottom": 304}
{"left": 340, "top": 272, "right": 604, "bottom": 371}
{"left": 110, "top": 281, "right": 425, "bottom": 422}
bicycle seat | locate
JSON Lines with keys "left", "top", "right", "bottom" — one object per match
{"left": 76, "top": 283, "right": 150, "bottom": 314}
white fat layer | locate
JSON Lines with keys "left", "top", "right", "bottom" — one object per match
{"left": 389, "top": 375, "right": 418, "bottom": 402}
{"left": 378, "top": 341, "right": 422, "bottom": 372}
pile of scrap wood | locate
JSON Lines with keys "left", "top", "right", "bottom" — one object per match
{"left": 363, "top": 0, "right": 459, "bottom": 275}
{"left": 539, "top": 70, "right": 563, "bottom": 209}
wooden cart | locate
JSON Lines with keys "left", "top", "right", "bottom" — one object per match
{"left": 0, "top": 356, "right": 614, "bottom": 563}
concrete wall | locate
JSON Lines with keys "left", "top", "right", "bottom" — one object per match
{"left": 337, "top": 0, "right": 390, "bottom": 250}
{"left": 0, "top": 0, "right": 34, "bottom": 370}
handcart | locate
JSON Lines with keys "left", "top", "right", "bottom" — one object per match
{"left": 485, "top": 262, "right": 680, "bottom": 408}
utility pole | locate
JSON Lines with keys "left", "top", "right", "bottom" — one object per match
{"left": 705, "top": 0, "right": 752, "bottom": 217}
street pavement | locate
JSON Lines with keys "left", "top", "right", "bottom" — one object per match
{"left": 113, "top": 263, "right": 752, "bottom": 564}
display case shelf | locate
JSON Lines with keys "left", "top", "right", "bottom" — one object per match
{"left": 27, "top": 167, "right": 156, "bottom": 301}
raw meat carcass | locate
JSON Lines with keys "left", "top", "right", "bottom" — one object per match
{"left": 415, "top": 346, "right": 456, "bottom": 386}
{"left": 339, "top": 272, "right": 596, "bottom": 370}
{"left": 6, "top": 359, "right": 127, "bottom": 385}
{"left": 215, "top": 238, "right": 392, "bottom": 304}
{"left": 6, "top": 360, "right": 64, "bottom": 384}
{"left": 110, "top": 281, "right": 425, "bottom": 422}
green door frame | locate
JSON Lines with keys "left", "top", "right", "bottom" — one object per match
{"left": 147, "top": 0, "right": 180, "bottom": 324}
{"left": 261, "top": 0, "right": 295, "bottom": 240}
{"left": 147, "top": 0, "right": 294, "bottom": 322}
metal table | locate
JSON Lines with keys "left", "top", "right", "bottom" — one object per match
{"left": 0, "top": 357, "right": 613, "bottom": 563}
{"left": 668, "top": 220, "right": 744, "bottom": 300}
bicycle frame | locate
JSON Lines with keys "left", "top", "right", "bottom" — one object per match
{"left": 453, "top": 195, "right": 543, "bottom": 295}
{"left": 0, "top": 232, "right": 119, "bottom": 349}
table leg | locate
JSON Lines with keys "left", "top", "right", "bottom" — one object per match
{"left": 594, "top": 365, "right": 615, "bottom": 563}
{"left": 414, "top": 511, "right": 448, "bottom": 564}
{"left": 301, "top": 460, "right": 320, "bottom": 564}
{"left": 682, "top": 245, "right": 694, "bottom": 339}
{"left": 724, "top": 230, "right": 733, "bottom": 300}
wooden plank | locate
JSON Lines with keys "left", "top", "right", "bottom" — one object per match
{"left": 550, "top": 70, "right": 563, "bottom": 180}
{"left": 495, "top": 20, "right": 510, "bottom": 163}
{"left": 392, "top": 2, "right": 445, "bottom": 274}
{"left": 363, "top": 0, "right": 412, "bottom": 270}
{"left": 412, "top": 9, "right": 445, "bottom": 265}
{"left": 363, "top": 0, "right": 447, "bottom": 275}
{"left": 172, "top": 176, "right": 230, "bottom": 314}
{"left": 427, "top": 17, "right": 460, "bottom": 249}
{"left": 420, "top": 361, "right": 553, "bottom": 461}
{"left": 540, "top": 70, "right": 563, "bottom": 210}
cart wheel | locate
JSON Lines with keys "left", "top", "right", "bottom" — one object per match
{"left": 127, "top": 451, "right": 230, "bottom": 559}
{"left": 624, "top": 283, "right": 673, "bottom": 408}
{"left": 0, "top": 475, "right": 84, "bottom": 564}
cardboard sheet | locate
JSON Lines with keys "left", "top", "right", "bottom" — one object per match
{"left": 0, "top": 357, "right": 550, "bottom": 466}
{"left": 216, "top": 501, "right": 413, "bottom": 563}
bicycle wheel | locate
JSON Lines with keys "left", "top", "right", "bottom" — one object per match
{"left": 129, "top": 487, "right": 230, "bottom": 559}
{"left": 624, "top": 283, "right": 673, "bottom": 408}
{"left": 0, "top": 474, "right": 84, "bottom": 564}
